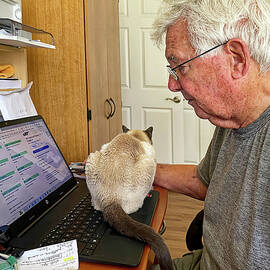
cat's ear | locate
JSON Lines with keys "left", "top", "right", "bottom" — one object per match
{"left": 122, "top": 125, "right": 130, "bottom": 133}
{"left": 144, "top": 126, "right": 153, "bottom": 140}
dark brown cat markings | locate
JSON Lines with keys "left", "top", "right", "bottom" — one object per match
{"left": 85, "top": 126, "right": 173, "bottom": 270}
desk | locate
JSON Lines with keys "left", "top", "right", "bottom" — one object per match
{"left": 79, "top": 186, "right": 168, "bottom": 270}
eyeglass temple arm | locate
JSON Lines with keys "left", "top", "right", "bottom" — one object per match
{"left": 171, "top": 41, "right": 228, "bottom": 71}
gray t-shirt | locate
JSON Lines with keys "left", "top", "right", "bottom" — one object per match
{"left": 198, "top": 106, "right": 270, "bottom": 270}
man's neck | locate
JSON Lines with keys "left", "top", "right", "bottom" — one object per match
{"left": 239, "top": 71, "right": 270, "bottom": 128}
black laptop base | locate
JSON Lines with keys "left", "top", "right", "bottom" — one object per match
{"left": 7, "top": 180, "right": 159, "bottom": 267}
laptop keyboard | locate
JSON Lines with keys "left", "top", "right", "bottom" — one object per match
{"left": 40, "top": 194, "right": 107, "bottom": 255}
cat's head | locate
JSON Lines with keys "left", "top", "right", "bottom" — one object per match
{"left": 122, "top": 125, "right": 153, "bottom": 144}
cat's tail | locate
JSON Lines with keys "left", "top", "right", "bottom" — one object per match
{"left": 103, "top": 202, "right": 173, "bottom": 270}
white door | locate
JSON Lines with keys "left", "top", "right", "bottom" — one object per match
{"left": 119, "top": 0, "right": 215, "bottom": 164}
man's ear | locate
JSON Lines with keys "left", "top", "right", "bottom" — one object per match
{"left": 224, "top": 38, "right": 250, "bottom": 79}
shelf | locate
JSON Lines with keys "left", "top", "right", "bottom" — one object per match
{"left": 0, "top": 44, "right": 22, "bottom": 52}
{"left": 0, "top": 34, "right": 55, "bottom": 49}
{"left": 0, "top": 18, "right": 55, "bottom": 49}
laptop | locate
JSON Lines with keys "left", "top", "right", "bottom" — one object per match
{"left": 0, "top": 115, "right": 160, "bottom": 267}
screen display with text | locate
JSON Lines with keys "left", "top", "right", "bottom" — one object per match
{"left": 0, "top": 118, "right": 73, "bottom": 228}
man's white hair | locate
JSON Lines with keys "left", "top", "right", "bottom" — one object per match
{"left": 152, "top": 0, "right": 270, "bottom": 73}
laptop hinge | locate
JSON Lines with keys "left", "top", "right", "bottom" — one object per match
{"left": 17, "top": 183, "right": 79, "bottom": 238}
{"left": 87, "top": 109, "right": 91, "bottom": 121}
{"left": 0, "top": 226, "right": 10, "bottom": 245}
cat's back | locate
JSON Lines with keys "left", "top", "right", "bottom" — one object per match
{"left": 85, "top": 133, "right": 147, "bottom": 175}
{"left": 85, "top": 128, "right": 157, "bottom": 213}
{"left": 86, "top": 127, "right": 156, "bottom": 176}
{"left": 101, "top": 133, "right": 145, "bottom": 159}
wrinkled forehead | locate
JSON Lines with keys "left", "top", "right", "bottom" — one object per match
{"left": 165, "top": 19, "right": 195, "bottom": 61}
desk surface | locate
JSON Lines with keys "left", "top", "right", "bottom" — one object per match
{"left": 79, "top": 186, "right": 168, "bottom": 270}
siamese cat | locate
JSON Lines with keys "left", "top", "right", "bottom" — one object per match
{"left": 85, "top": 125, "right": 173, "bottom": 270}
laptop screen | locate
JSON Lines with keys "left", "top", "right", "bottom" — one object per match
{"left": 0, "top": 115, "right": 75, "bottom": 236}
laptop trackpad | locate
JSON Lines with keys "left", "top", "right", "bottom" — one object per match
{"left": 82, "top": 228, "right": 145, "bottom": 267}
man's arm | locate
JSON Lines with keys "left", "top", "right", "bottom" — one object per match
{"left": 154, "top": 163, "right": 208, "bottom": 201}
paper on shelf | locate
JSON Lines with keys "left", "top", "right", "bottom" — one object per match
{"left": 0, "top": 29, "right": 11, "bottom": 36}
{"left": 0, "top": 81, "right": 37, "bottom": 120}
{"left": 17, "top": 240, "right": 79, "bottom": 270}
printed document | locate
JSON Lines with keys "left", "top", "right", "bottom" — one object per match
{"left": 17, "top": 240, "right": 79, "bottom": 270}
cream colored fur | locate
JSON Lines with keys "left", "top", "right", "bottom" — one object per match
{"left": 85, "top": 128, "right": 173, "bottom": 270}
{"left": 85, "top": 128, "right": 156, "bottom": 214}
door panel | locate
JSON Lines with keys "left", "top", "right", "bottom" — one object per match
{"left": 106, "top": 0, "right": 122, "bottom": 140}
{"left": 119, "top": 0, "right": 215, "bottom": 164}
{"left": 143, "top": 29, "right": 168, "bottom": 87}
{"left": 143, "top": 108, "right": 173, "bottom": 163}
{"left": 119, "top": 28, "right": 130, "bottom": 89}
{"left": 85, "top": 0, "right": 122, "bottom": 152}
{"left": 85, "top": 0, "right": 110, "bottom": 152}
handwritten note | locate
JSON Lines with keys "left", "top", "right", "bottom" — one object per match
{"left": 17, "top": 240, "right": 78, "bottom": 270}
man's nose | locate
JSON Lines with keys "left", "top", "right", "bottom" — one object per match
{"left": 168, "top": 75, "right": 181, "bottom": 92}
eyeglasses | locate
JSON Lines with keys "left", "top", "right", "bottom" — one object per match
{"left": 167, "top": 42, "right": 228, "bottom": 81}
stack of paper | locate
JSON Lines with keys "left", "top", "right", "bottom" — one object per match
{"left": 17, "top": 240, "right": 79, "bottom": 270}
{"left": 0, "top": 79, "right": 21, "bottom": 90}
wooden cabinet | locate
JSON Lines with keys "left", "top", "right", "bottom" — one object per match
{"left": 85, "top": 0, "right": 122, "bottom": 152}
{"left": 21, "top": 0, "right": 122, "bottom": 163}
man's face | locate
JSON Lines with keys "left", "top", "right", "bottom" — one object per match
{"left": 165, "top": 20, "right": 248, "bottom": 128}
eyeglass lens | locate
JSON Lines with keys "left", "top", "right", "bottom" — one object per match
{"left": 167, "top": 66, "right": 178, "bottom": 80}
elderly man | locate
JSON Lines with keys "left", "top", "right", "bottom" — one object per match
{"left": 151, "top": 0, "right": 270, "bottom": 269}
